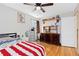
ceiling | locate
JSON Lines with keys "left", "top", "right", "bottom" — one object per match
{"left": 2, "top": 3, "right": 78, "bottom": 19}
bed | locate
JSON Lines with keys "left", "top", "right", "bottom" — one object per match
{"left": 0, "top": 40, "right": 45, "bottom": 56}
{"left": 0, "top": 33, "right": 17, "bottom": 45}
{"left": 0, "top": 33, "right": 45, "bottom": 56}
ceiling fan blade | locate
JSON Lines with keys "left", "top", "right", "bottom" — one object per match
{"left": 23, "top": 3, "right": 35, "bottom": 6}
{"left": 40, "top": 7, "right": 45, "bottom": 13}
{"left": 41, "top": 3, "right": 53, "bottom": 7}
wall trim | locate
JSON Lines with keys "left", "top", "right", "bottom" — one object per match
{"left": 61, "top": 43, "right": 76, "bottom": 48}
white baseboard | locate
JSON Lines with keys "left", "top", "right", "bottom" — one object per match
{"left": 61, "top": 43, "right": 76, "bottom": 48}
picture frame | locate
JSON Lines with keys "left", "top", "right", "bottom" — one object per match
{"left": 17, "top": 12, "right": 25, "bottom": 23}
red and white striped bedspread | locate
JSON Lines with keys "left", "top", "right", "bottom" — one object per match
{"left": 0, "top": 41, "right": 45, "bottom": 56}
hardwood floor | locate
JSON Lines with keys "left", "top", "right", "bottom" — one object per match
{"left": 37, "top": 41, "right": 78, "bottom": 56}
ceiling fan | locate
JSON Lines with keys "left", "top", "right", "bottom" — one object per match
{"left": 24, "top": 3, "right": 54, "bottom": 13}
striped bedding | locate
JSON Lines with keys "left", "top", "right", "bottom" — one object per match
{"left": 0, "top": 41, "right": 45, "bottom": 56}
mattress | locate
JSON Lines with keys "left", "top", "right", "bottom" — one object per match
{"left": 0, "top": 41, "right": 45, "bottom": 56}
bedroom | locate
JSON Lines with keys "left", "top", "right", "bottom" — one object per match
{"left": 0, "top": 3, "right": 79, "bottom": 56}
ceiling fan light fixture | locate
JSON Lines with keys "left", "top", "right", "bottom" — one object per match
{"left": 36, "top": 6, "right": 41, "bottom": 10}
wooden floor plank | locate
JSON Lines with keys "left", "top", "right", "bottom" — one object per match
{"left": 37, "top": 42, "right": 78, "bottom": 56}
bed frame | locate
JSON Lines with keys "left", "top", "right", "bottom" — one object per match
{"left": 0, "top": 33, "right": 17, "bottom": 38}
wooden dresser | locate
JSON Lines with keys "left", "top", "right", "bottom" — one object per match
{"left": 40, "top": 33, "right": 61, "bottom": 45}
{"left": 40, "top": 15, "right": 61, "bottom": 45}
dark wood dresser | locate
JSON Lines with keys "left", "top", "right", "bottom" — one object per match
{"left": 40, "top": 33, "right": 61, "bottom": 45}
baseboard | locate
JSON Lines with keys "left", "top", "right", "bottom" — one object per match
{"left": 61, "top": 43, "right": 76, "bottom": 48}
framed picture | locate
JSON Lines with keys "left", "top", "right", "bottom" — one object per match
{"left": 17, "top": 12, "right": 25, "bottom": 23}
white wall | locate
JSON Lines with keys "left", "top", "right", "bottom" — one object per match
{"left": 0, "top": 4, "right": 19, "bottom": 34}
{"left": 0, "top": 4, "right": 36, "bottom": 40}
{"left": 61, "top": 16, "right": 77, "bottom": 47}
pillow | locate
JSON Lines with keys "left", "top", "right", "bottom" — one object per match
{"left": 6, "top": 40, "right": 17, "bottom": 46}
{"left": 0, "top": 37, "right": 19, "bottom": 50}
{"left": 0, "top": 39, "right": 18, "bottom": 50}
